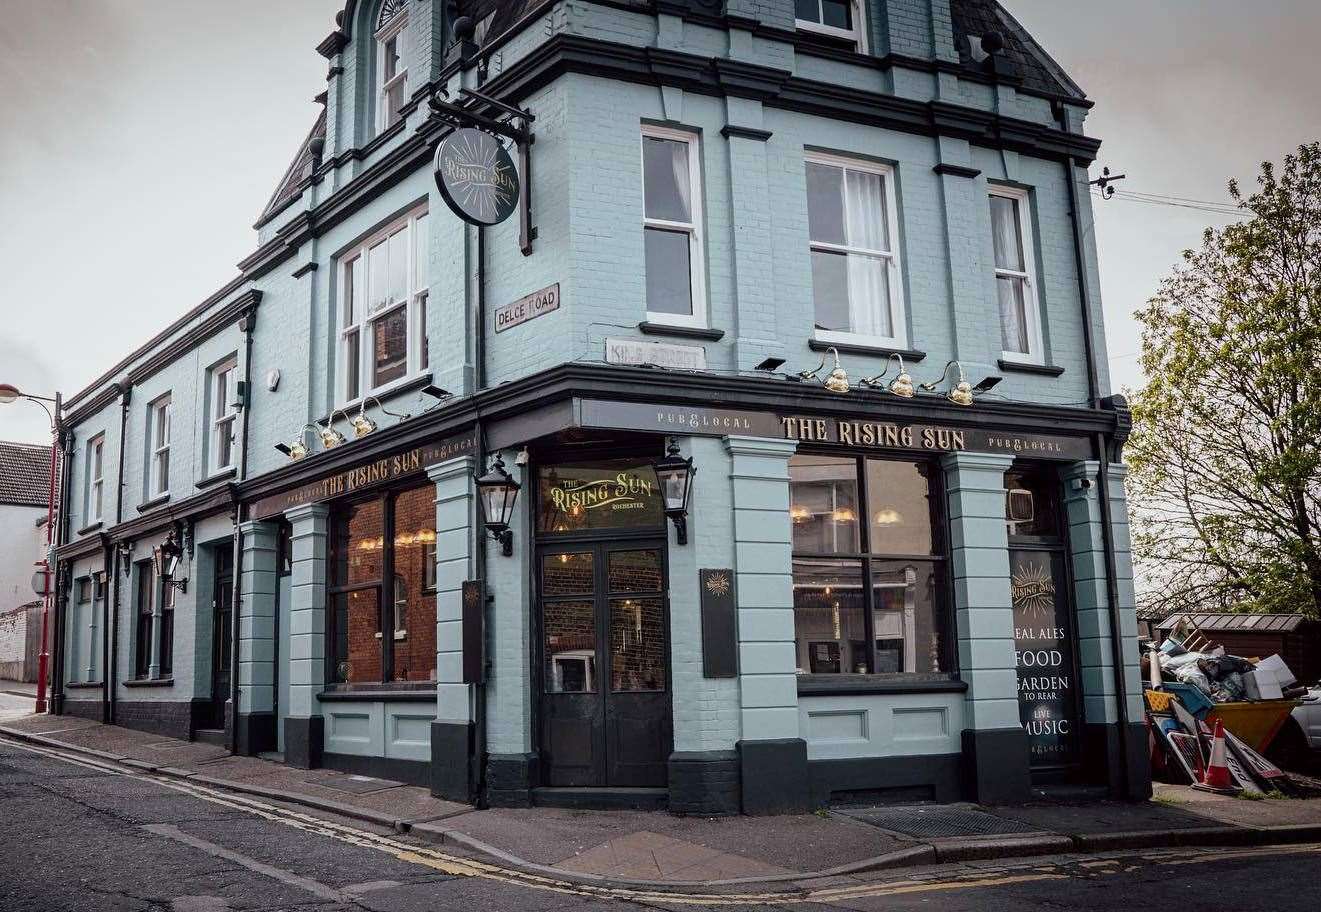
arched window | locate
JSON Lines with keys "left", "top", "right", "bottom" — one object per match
{"left": 375, "top": 0, "right": 408, "bottom": 133}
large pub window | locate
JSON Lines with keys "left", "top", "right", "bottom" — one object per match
{"left": 328, "top": 482, "right": 437, "bottom": 685}
{"left": 790, "top": 454, "right": 949, "bottom": 676}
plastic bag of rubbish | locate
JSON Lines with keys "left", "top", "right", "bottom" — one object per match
{"left": 1162, "top": 651, "right": 1205, "bottom": 671}
{"left": 1203, "top": 656, "right": 1253, "bottom": 679}
{"left": 1210, "top": 671, "right": 1246, "bottom": 702}
{"left": 1159, "top": 636, "right": 1188, "bottom": 657}
{"left": 1173, "top": 663, "right": 1212, "bottom": 695}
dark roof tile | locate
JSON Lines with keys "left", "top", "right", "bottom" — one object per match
{"left": 0, "top": 441, "right": 53, "bottom": 509}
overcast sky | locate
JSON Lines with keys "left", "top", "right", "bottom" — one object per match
{"left": 1, "top": 1, "right": 1318, "bottom": 445}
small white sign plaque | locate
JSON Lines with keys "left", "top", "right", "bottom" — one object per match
{"left": 604, "top": 338, "right": 707, "bottom": 371}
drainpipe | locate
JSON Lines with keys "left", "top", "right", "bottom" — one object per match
{"left": 229, "top": 306, "right": 257, "bottom": 754}
{"left": 1058, "top": 103, "right": 1132, "bottom": 796}
{"left": 108, "top": 383, "right": 131, "bottom": 724}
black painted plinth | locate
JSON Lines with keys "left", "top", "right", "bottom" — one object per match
{"left": 668, "top": 750, "right": 740, "bottom": 816}
{"left": 808, "top": 753, "right": 963, "bottom": 807}
{"left": 285, "top": 715, "right": 324, "bottom": 769}
{"left": 431, "top": 721, "right": 478, "bottom": 804}
{"left": 114, "top": 700, "right": 196, "bottom": 741}
{"left": 486, "top": 752, "right": 537, "bottom": 808}
{"left": 961, "top": 727, "right": 1031, "bottom": 804}
{"left": 1083, "top": 721, "right": 1152, "bottom": 800}
{"left": 235, "top": 712, "right": 277, "bottom": 756}
{"left": 737, "top": 738, "right": 809, "bottom": 815}
{"left": 62, "top": 699, "right": 103, "bottom": 722}
{"left": 321, "top": 751, "right": 430, "bottom": 786}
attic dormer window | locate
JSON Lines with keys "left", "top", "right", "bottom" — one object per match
{"left": 376, "top": 1, "right": 408, "bottom": 133}
{"left": 795, "top": 0, "right": 866, "bottom": 50}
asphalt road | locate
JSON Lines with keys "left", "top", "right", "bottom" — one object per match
{"left": 3, "top": 736, "right": 1321, "bottom": 912}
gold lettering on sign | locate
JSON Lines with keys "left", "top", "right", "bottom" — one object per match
{"left": 781, "top": 417, "right": 965, "bottom": 452}
{"left": 551, "top": 472, "right": 656, "bottom": 512}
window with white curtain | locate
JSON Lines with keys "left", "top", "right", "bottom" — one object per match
{"left": 989, "top": 186, "right": 1044, "bottom": 362}
{"left": 210, "top": 357, "right": 238, "bottom": 474}
{"left": 641, "top": 125, "right": 706, "bottom": 327}
{"left": 805, "top": 153, "right": 905, "bottom": 347}
{"left": 338, "top": 207, "right": 429, "bottom": 404}
{"left": 375, "top": 2, "right": 408, "bottom": 133}
{"left": 795, "top": 0, "right": 866, "bottom": 49}
{"left": 147, "top": 396, "right": 171, "bottom": 498}
{"left": 85, "top": 434, "right": 104, "bottom": 524}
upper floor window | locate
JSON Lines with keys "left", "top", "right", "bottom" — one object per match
{"left": 806, "top": 152, "right": 905, "bottom": 347}
{"left": 76, "top": 577, "right": 92, "bottom": 604}
{"left": 147, "top": 396, "right": 171, "bottom": 498}
{"left": 989, "top": 186, "right": 1044, "bottom": 363}
{"left": 641, "top": 125, "right": 707, "bottom": 328}
{"left": 85, "top": 434, "right": 104, "bottom": 524}
{"left": 210, "top": 357, "right": 238, "bottom": 474}
{"left": 376, "top": 1, "right": 408, "bottom": 133}
{"left": 339, "top": 207, "right": 429, "bottom": 404}
{"left": 795, "top": 0, "right": 866, "bottom": 49}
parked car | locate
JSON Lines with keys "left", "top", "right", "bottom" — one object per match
{"left": 1268, "top": 685, "right": 1321, "bottom": 774}
{"left": 1294, "top": 686, "right": 1321, "bottom": 750}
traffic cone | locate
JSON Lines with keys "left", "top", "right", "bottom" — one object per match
{"left": 1193, "top": 719, "right": 1239, "bottom": 794}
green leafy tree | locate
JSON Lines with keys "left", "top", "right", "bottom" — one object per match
{"left": 1127, "top": 143, "right": 1321, "bottom": 619}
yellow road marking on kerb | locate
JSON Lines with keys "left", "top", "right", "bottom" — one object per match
{"left": 6, "top": 735, "right": 1321, "bottom": 907}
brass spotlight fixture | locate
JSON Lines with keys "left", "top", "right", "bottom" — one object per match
{"left": 274, "top": 438, "right": 309, "bottom": 460}
{"left": 822, "top": 347, "right": 850, "bottom": 394}
{"left": 315, "top": 415, "right": 347, "bottom": 449}
{"left": 351, "top": 396, "right": 410, "bottom": 439}
{"left": 920, "top": 360, "right": 975, "bottom": 406}
{"left": 858, "top": 354, "right": 915, "bottom": 398}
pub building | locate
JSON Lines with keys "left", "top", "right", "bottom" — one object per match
{"left": 48, "top": 0, "right": 1149, "bottom": 814}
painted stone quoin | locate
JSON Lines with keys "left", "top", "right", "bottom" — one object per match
{"left": 50, "top": 0, "right": 1149, "bottom": 815}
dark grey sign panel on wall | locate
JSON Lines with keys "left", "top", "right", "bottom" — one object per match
{"left": 434, "top": 127, "right": 520, "bottom": 226}
{"left": 1011, "top": 550, "right": 1080, "bottom": 766}
{"left": 699, "top": 569, "right": 739, "bottom": 678}
{"left": 462, "top": 579, "right": 486, "bottom": 685}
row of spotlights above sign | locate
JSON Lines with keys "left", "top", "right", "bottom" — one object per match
{"left": 275, "top": 385, "right": 452, "bottom": 460}
{"left": 754, "top": 350, "right": 1000, "bottom": 406}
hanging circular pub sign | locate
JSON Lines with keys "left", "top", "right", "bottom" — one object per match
{"left": 433, "top": 127, "right": 520, "bottom": 227}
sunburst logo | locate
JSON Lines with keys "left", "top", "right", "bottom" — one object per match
{"left": 1011, "top": 561, "right": 1055, "bottom": 618}
{"left": 436, "top": 128, "right": 520, "bottom": 226}
{"left": 705, "top": 571, "right": 731, "bottom": 597}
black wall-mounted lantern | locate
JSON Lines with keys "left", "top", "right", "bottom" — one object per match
{"left": 652, "top": 439, "right": 695, "bottom": 546}
{"left": 476, "top": 454, "right": 520, "bottom": 557}
{"left": 151, "top": 528, "right": 188, "bottom": 595}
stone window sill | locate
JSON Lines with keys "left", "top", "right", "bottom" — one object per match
{"left": 137, "top": 494, "right": 171, "bottom": 514}
{"left": 808, "top": 338, "right": 927, "bottom": 362}
{"left": 319, "top": 686, "right": 436, "bottom": 702}
{"left": 797, "top": 673, "right": 967, "bottom": 697}
{"left": 124, "top": 677, "right": 174, "bottom": 689}
{"left": 997, "top": 359, "right": 1065, "bottom": 377}
{"left": 76, "top": 521, "right": 104, "bottom": 536}
{"left": 196, "top": 467, "right": 237, "bottom": 489}
{"left": 65, "top": 681, "right": 105, "bottom": 690}
{"left": 637, "top": 321, "right": 725, "bottom": 342}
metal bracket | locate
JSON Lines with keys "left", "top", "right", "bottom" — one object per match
{"left": 429, "top": 88, "right": 537, "bottom": 255}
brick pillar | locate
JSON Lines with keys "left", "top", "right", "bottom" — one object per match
{"left": 726, "top": 435, "right": 807, "bottom": 814}
{"left": 236, "top": 520, "right": 279, "bottom": 755}
{"left": 941, "top": 451, "right": 1030, "bottom": 803}
{"left": 1063, "top": 461, "right": 1150, "bottom": 799}
{"left": 427, "top": 455, "right": 479, "bottom": 802}
{"left": 283, "top": 503, "right": 329, "bottom": 769}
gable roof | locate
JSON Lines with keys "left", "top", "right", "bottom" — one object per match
{"left": 949, "top": 0, "right": 1086, "bottom": 101}
{"left": 0, "top": 441, "right": 52, "bottom": 509}
{"left": 258, "top": 107, "right": 328, "bottom": 226}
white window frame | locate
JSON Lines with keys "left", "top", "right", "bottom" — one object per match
{"left": 640, "top": 124, "right": 708, "bottom": 330}
{"left": 210, "top": 357, "right": 238, "bottom": 475}
{"left": 805, "top": 150, "right": 907, "bottom": 349}
{"left": 85, "top": 434, "right": 104, "bottom": 524}
{"left": 375, "top": 12, "right": 409, "bottom": 134}
{"left": 337, "top": 206, "right": 430, "bottom": 407}
{"left": 148, "top": 395, "right": 171, "bottom": 499}
{"left": 795, "top": 0, "right": 867, "bottom": 51}
{"left": 988, "top": 185, "right": 1045, "bottom": 364}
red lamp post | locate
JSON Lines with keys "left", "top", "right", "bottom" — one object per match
{"left": 1, "top": 383, "right": 61, "bottom": 714}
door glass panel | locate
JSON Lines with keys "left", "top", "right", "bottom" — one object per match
{"left": 610, "top": 597, "right": 665, "bottom": 692}
{"left": 542, "top": 552, "right": 594, "bottom": 596}
{"left": 608, "top": 549, "right": 662, "bottom": 593}
{"left": 332, "top": 588, "right": 381, "bottom": 684}
{"left": 545, "top": 600, "right": 596, "bottom": 693}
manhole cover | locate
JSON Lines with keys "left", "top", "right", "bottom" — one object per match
{"left": 838, "top": 806, "right": 1043, "bottom": 838}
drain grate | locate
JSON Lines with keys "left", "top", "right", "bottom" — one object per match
{"left": 838, "top": 805, "right": 1043, "bottom": 838}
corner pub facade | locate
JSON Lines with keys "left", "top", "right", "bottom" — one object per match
{"left": 49, "top": 0, "right": 1150, "bottom": 813}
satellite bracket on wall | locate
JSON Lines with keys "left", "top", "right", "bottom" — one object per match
{"left": 428, "top": 89, "right": 537, "bottom": 255}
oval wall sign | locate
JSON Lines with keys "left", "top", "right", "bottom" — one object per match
{"left": 434, "top": 127, "right": 520, "bottom": 226}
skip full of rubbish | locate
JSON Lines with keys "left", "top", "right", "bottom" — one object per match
{"left": 1143, "top": 621, "right": 1304, "bottom": 796}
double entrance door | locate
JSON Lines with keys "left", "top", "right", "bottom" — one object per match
{"left": 538, "top": 540, "right": 672, "bottom": 788}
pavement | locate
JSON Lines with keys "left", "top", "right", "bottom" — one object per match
{"left": 8, "top": 736, "right": 1321, "bottom": 912}
{"left": 3, "top": 709, "right": 1321, "bottom": 892}
{"left": 0, "top": 678, "right": 37, "bottom": 699}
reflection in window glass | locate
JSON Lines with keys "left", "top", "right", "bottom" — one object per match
{"left": 790, "top": 455, "right": 860, "bottom": 554}
{"left": 391, "top": 484, "right": 437, "bottom": 682}
{"left": 1004, "top": 468, "right": 1060, "bottom": 538}
{"left": 333, "top": 589, "right": 381, "bottom": 684}
{"left": 792, "top": 559, "right": 866, "bottom": 674}
{"left": 871, "top": 561, "right": 943, "bottom": 673}
{"left": 611, "top": 597, "right": 665, "bottom": 691}
{"left": 542, "top": 551, "right": 594, "bottom": 596}
{"left": 335, "top": 500, "right": 384, "bottom": 586}
{"left": 608, "top": 549, "right": 662, "bottom": 593}
{"left": 866, "top": 459, "right": 936, "bottom": 555}
{"left": 544, "top": 600, "right": 596, "bottom": 693}
{"left": 372, "top": 305, "right": 408, "bottom": 387}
